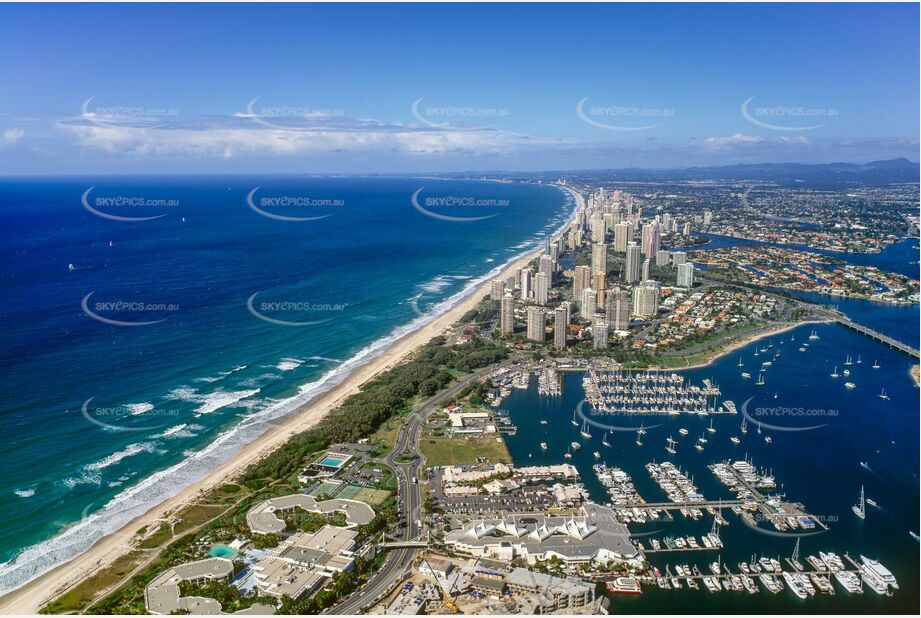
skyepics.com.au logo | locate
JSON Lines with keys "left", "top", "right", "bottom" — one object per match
{"left": 247, "top": 292, "right": 347, "bottom": 327}
{"left": 240, "top": 97, "right": 345, "bottom": 132}
{"left": 81, "top": 97, "right": 179, "bottom": 129}
{"left": 82, "top": 187, "right": 179, "bottom": 222}
{"left": 740, "top": 97, "right": 838, "bottom": 131}
{"left": 576, "top": 97, "right": 674, "bottom": 131}
{"left": 81, "top": 397, "right": 180, "bottom": 432}
{"left": 81, "top": 292, "right": 178, "bottom": 327}
{"left": 246, "top": 187, "right": 344, "bottom": 222}
{"left": 411, "top": 187, "right": 509, "bottom": 223}
{"left": 411, "top": 97, "right": 509, "bottom": 131}
{"left": 575, "top": 399, "right": 663, "bottom": 433}
{"left": 741, "top": 397, "right": 838, "bottom": 433}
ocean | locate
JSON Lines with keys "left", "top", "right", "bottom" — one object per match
{"left": 502, "top": 238, "right": 919, "bottom": 614}
{"left": 0, "top": 176, "right": 575, "bottom": 595}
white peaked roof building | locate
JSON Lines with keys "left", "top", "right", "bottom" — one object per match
{"left": 444, "top": 504, "right": 641, "bottom": 567}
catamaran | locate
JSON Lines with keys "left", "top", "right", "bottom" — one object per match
{"left": 844, "top": 354, "right": 853, "bottom": 366}
{"left": 809, "top": 330, "right": 819, "bottom": 340}
{"left": 665, "top": 437, "right": 677, "bottom": 455}
{"left": 852, "top": 485, "right": 866, "bottom": 519}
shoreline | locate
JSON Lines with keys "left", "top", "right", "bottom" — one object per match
{"left": 0, "top": 184, "right": 583, "bottom": 614}
{"left": 667, "top": 319, "right": 832, "bottom": 371}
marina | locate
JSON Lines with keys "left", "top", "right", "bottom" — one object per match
{"left": 498, "top": 317, "right": 917, "bottom": 612}
{"left": 583, "top": 369, "right": 726, "bottom": 415}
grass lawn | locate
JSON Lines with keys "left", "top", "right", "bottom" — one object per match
{"left": 40, "top": 550, "right": 147, "bottom": 614}
{"left": 353, "top": 487, "right": 392, "bottom": 506}
{"left": 138, "top": 504, "right": 226, "bottom": 549}
{"left": 419, "top": 436, "right": 511, "bottom": 466}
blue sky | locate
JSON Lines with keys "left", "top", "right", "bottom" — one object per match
{"left": 0, "top": 3, "right": 918, "bottom": 173}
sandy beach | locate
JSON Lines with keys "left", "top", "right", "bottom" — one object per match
{"left": 0, "top": 185, "right": 584, "bottom": 614}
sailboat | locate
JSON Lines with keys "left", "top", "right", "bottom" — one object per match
{"left": 695, "top": 435, "right": 705, "bottom": 452}
{"left": 830, "top": 366, "right": 840, "bottom": 378}
{"left": 755, "top": 370, "right": 766, "bottom": 386}
{"left": 564, "top": 445, "right": 572, "bottom": 459}
{"left": 571, "top": 409, "right": 579, "bottom": 427}
{"left": 844, "top": 355, "right": 853, "bottom": 366}
{"left": 856, "top": 355, "right": 862, "bottom": 364}
{"left": 637, "top": 423, "right": 647, "bottom": 435}
{"left": 878, "top": 388, "right": 889, "bottom": 401}
{"left": 852, "top": 485, "right": 866, "bottom": 520}
{"left": 601, "top": 431, "right": 612, "bottom": 447}
{"left": 738, "top": 357, "right": 744, "bottom": 367}
{"left": 741, "top": 419, "right": 748, "bottom": 434}
{"left": 580, "top": 421, "right": 592, "bottom": 439}
{"left": 635, "top": 431, "right": 644, "bottom": 447}
{"left": 788, "top": 538, "right": 804, "bottom": 572}
{"left": 707, "top": 418, "right": 716, "bottom": 434}
{"left": 666, "top": 437, "right": 677, "bottom": 455}
{"left": 872, "top": 360, "right": 880, "bottom": 369}
{"left": 809, "top": 330, "right": 819, "bottom": 341}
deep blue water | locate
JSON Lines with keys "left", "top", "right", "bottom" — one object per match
{"left": 0, "top": 176, "right": 574, "bottom": 593}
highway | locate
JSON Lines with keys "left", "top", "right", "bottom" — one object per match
{"left": 328, "top": 364, "right": 506, "bottom": 614}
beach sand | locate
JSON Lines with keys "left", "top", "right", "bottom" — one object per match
{"left": 0, "top": 186, "right": 584, "bottom": 614}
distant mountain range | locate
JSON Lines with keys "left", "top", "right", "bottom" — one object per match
{"left": 454, "top": 158, "right": 920, "bottom": 187}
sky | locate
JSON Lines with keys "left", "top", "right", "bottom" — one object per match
{"left": 0, "top": 2, "right": 918, "bottom": 174}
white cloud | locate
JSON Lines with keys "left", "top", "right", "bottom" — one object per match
{"left": 2, "top": 128, "right": 25, "bottom": 144}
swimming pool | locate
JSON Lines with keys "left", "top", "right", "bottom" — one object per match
{"left": 209, "top": 544, "right": 238, "bottom": 559}
{"left": 320, "top": 456, "right": 345, "bottom": 467}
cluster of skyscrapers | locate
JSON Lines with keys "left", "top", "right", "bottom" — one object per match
{"left": 494, "top": 186, "right": 696, "bottom": 351}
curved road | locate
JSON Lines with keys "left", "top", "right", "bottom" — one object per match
{"left": 329, "top": 364, "right": 507, "bottom": 614}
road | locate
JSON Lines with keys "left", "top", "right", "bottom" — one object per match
{"left": 328, "top": 364, "right": 506, "bottom": 614}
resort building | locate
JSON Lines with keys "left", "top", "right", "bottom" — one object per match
{"left": 246, "top": 494, "right": 375, "bottom": 535}
{"left": 145, "top": 558, "right": 275, "bottom": 615}
{"left": 251, "top": 525, "right": 358, "bottom": 600}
